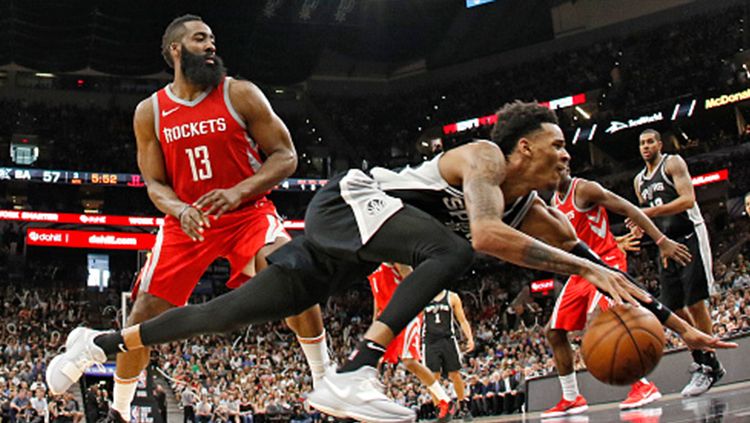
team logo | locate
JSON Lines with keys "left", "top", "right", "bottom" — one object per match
{"left": 366, "top": 198, "right": 386, "bottom": 216}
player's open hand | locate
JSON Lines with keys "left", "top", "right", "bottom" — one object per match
{"left": 616, "top": 232, "right": 642, "bottom": 253}
{"left": 582, "top": 264, "right": 651, "bottom": 306}
{"left": 681, "top": 326, "right": 738, "bottom": 351}
{"left": 193, "top": 187, "right": 243, "bottom": 219}
{"left": 179, "top": 205, "right": 209, "bottom": 242}
{"left": 624, "top": 218, "right": 645, "bottom": 237}
{"left": 658, "top": 238, "right": 692, "bottom": 268}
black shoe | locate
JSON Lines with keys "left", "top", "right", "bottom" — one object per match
{"left": 104, "top": 408, "right": 129, "bottom": 423}
{"left": 457, "top": 405, "right": 473, "bottom": 422}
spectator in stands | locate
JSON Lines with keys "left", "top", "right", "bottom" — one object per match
{"left": 180, "top": 387, "right": 196, "bottom": 423}
{"left": 29, "top": 388, "right": 48, "bottom": 423}
{"left": 10, "top": 388, "right": 32, "bottom": 423}
{"left": 195, "top": 393, "right": 212, "bottom": 423}
{"left": 58, "top": 392, "right": 82, "bottom": 423}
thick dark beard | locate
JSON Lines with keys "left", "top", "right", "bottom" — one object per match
{"left": 180, "top": 46, "right": 225, "bottom": 90}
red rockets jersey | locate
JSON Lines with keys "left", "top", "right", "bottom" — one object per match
{"left": 552, "top": 178, "right": 624, "bottom": 261}
{"left": 153, "top": 77, "right": 266, "bottom": 209}
{"left": 368, "top": 263, "right": 404, "bottom": 313}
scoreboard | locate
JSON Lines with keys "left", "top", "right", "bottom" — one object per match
{"left": 0, "top": 167, "right": 328, "bottom": 191}
{"left": 0, "top": 168, "right": 145, "bottom": 186}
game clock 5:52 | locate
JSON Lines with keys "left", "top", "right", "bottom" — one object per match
{"left": 90, "top": 173, "right": 119, "bottom": 184}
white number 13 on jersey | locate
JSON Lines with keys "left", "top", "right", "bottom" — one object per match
{"left": 185, "top": 146, "right": 213, "bottom": 181}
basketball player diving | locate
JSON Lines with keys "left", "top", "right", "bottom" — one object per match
{"left": 47, "top": 102, "right": 735, "bottom": 423}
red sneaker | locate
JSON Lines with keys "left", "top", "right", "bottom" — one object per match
{"left": 620, "top": 381, "right": 662, "bottom": 409}
{"left": 436, "top": 400, "right": 456, "bottom": 422}
{"left": 541, "top": 395, "right": 588, "bottom": 418}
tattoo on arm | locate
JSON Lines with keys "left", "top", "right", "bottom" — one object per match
{"left": 522, "top": 239, "right": 586, "bottom": 275}
{"left": 463, "top": 148, "right": 505, "bottom": 220}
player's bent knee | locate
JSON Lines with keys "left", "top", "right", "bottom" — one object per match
{"left": 435, "top": 238, "right": 474, "bottom": 275}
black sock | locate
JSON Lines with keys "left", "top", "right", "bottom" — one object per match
{"left": 691, "top": 349, "right": 705, "bottom": 365}
{"left": 340, "top": 339, "right": 386, "bottom": 372}
{"left": 93, "top": 332, "right": 125, "bottom": 356}
{"left": 703, "top": 351, "right": 721, "bottom": 371}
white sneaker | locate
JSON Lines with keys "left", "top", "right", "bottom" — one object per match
{"left": 307, "top": 366, "right": 416, "bottom": 423}
{"left": 681, "top": 363, "right": 713, "bottom": 397}
{"left": 46, "top": 327, "right": 107, "bottom": 395}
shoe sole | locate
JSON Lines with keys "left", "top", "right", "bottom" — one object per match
{"left": 48, "top": 327, "right": 94, "bottom": 395}
{"left": 541, "top": 405, "right": 588, "bottom": 418}
{"left": 620, "top": 391, "right": 662, "bottom": 409}
{"left": 46, "top": 355, "right": 67, "bottom": 395}
{"left": 307, "top": 398, "right": 415, "bottom": 423}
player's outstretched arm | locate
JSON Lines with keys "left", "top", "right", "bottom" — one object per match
{"left": 446, "top": 142, "right": 646, "bottom": 306}
{"left": 520, "top": 201, "right": 736, "bottom": 351}
{"left": 664, "top": 313, "right": 737, "bottom": 351}
{"left": 577, "top": 179, "right": 691, "bottom": 266}
{"left": 134, "top": 99, "right": 208, "bottom": 241}
{"left": 194, "top": 79, "right": 297, "bottom": 218}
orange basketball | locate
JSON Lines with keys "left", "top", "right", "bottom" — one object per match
{"left": 581, "top": 304, "right": 666, "bottom": 385}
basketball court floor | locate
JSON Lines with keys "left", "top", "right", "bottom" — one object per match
{"left": 474, "top": 380, "right": 750, "bottom": 422}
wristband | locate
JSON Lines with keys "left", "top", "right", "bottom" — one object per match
{"left": 655, "top": 235, "right": 666, "bottom": 245}
{"left": 570, "top": 242, "right": 672, "bottom": 323}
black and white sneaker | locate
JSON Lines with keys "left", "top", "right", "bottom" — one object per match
{"left": 681, "top": 363, "right": 725, "bottom": 397}
{"left": 307, "top": 366, "right": 415, "bottom": 423}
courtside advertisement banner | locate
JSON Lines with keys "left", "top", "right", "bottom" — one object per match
{"left": 0, "top": 210, "right": 164, "bottom": 226}
{"left": 27, "top": 229, "right": 156, "bottom": 250}
{"left": 1, "top": 209, "right": 305, "bottom": 229}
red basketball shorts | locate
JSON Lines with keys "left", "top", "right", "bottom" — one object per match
{"left": 382, "top": 314, "right": 423, "bottom": 364}
{"left": 549, "top": 253, "right": 627, "bottom": 331}
{"left": 132, "top": 200, "right": 289, "bottom": 306}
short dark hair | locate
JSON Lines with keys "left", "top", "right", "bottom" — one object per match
{"left": 161, "top": 14, "right": 203, "bottom": 68}
{"left": 640, "top": 128, "right": 661, "bottom": 141}
{"left": 490, "top": 101, "right": 559, "bottom": 154}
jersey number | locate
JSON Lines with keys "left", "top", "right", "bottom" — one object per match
{"left": 649, "top": 197, "right": 664, "bottom": 207}
{"left": 434, "top": 313, "right": 441, "bottom": 324}
{"left": 185, "top": 146, "right": 213, "bottom": 181}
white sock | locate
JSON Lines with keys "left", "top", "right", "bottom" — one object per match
{"left": 559, "top": 373, "right": 579, "bottom": 402}
{"left": 428, "top": 381, "right": 450, "bottom": 403}
{"left": 298, "top": 330, "right": 331, "bottom": 380}
{"left": 640, "top": 378, "right": 649, "bottom": 384}
{"left": 112, "top": 375, "right": 138, "bottom": 419}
